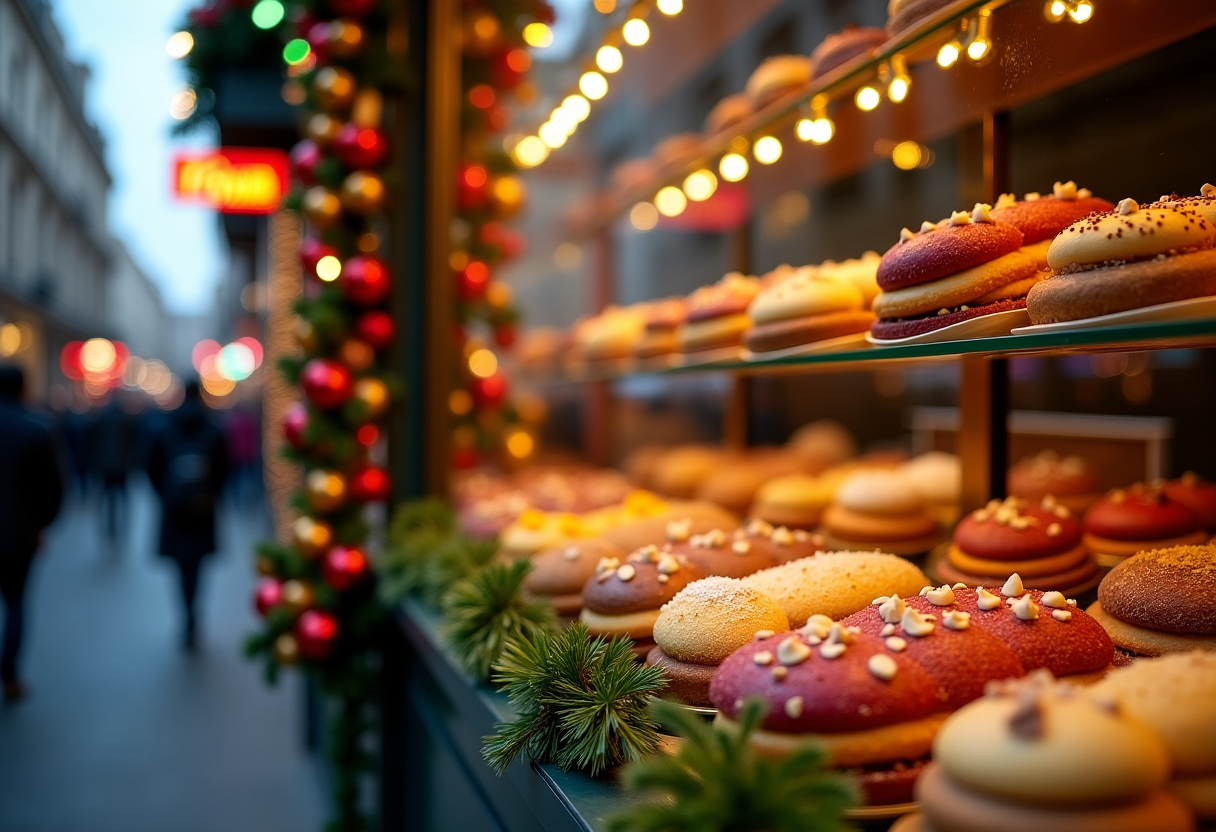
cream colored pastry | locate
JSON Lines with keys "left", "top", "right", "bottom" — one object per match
{"left": 744, "top": 55, "right": 812, "bottom": 107}
{"left": 748, "top": 269, "right": 864, "bottom": 325}
{"left": 679, "top": 313, "right": 752, "bottom": 351}
{"left": 1046, "top": 200, "right": 1215, "bottom": 271}
{"left": 577, "top": 305, "right": 646, "bottom": 360}
{"left": 872, "top": 248, "right": 1043, "bottom": 319}
{"left": 721, "top": 711, "right": 948, "bottom": 767}
{"left": 648, "top": 446, "right": 723, "bottom": 498}
{"left": 580, "top": 607, "right": 662, "bottom": 639}
{"left": 818, "top": 252, "right": 881, "bottom": 307}
{"left": 741, "top": 551, "right": 928, "bottom": 626}
{"left": 1156, "top": 183, "right": 1216, "bottom": 225}
{"left": 751, "top": 473, "right": 836, "bottom": 527}
{"left": 934, "top": 672, "right": 1170, "bottom": 804}
{"left": 787, "top": 420, "right": 857, "bottom": 469}
{"left": 653, "top": 577, "right": 789, "bottom": 665}
{"left": 835, "top": 469, "right": 924, "bottom": 516}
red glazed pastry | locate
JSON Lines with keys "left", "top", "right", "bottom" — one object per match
{"left": 1007, "top": 449, "right": 1100, "bottom": 512}
{"left": 875, "top": 214, "right": 1023, "bottom": 291}
{"left": 942, "top": 495, "right": 1097, "bottom": 591}
{"left": 635, "top": 296, "right": 687, "bottom": 359}
{"left": 710, "top": 621, "right": 945, "bottom": 805}
{"left": 1164, "top": 472, "right": 1216, "bottom": 533}
{"left": 668, "top": 521, "right": 823, "bottom": 578}
{"left": 809, "top": 25, "right": 887, "bottom": 76}
{"left": 679, "top": 273, "right": 761, "bottom": 353}
{"left": 1084, "top": 482, "right": 1206, "bottom": 568}
{"left": 990, "top": 182, "right": 1114, "bottom": 246}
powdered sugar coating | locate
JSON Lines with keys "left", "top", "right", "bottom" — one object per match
{"left": 653, "top": 577, "right": 790, "bottom": 664}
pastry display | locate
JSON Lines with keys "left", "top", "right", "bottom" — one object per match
{"left": 743, "top": 55, "right": 812, "bottom": 108}
{"left": 820, "top": 469, "right": 943, "bottom": 556}
{"left": 939, "top": 495, "right": 1097, "bottom": 591}
{"left": 579, "top": 545, "right": 707, "bottom": 658}
{"left": 894, "top": 672, "right": 1190, "bottom": 832}
{"left": 817, "top": 252, "right": 882, "bottom": 307}
{"left": 621, "top": 444, "right": 668, "bottom": 488}
{"left": 990, "top": 181, "right": 1113, "bottom": 267}
{"left": 1087, "top": 543, "right": 1216, "bottom": 657}
{"left": 744, "top": 265, "right": 875, "bottom": 353}
{"left": 524, "top": 539, "right": 628, "bottom": 617}
{"left": 694, "top": 450, "right": 806, "bottom": 515}
{"left": 711, "top": 621, "right": 947, "bottom": 805}
{"left": 678, "top": 272, "right": 762, "bottom": 353}
{"left": 1027, "top": 198, "right": 1216, "bottom": 324}
{"left": 652, "top": 133, "right": 702, "bottom": 167}
{"left": 1164, "top": 472, "right": 1216, "bottom": 533}
{"left": 900, "top": 452, "right": 961, "bottom": 526}
{"left": 1093, "top": 651, "right": 1216, "bottom": 822}
{"left": 575, "top": 305, "right": 646, "bottom": 361}
{"left": 635, "top": 297, "right": 687, "bottom": 359}
{"left": 786, "top": 419, "right": 858, "bottom": 471}
{"left": 647, "top": 445, "right": 725, "bottom": 498}
{"left": 1007, "top": 449, "right": 1100, "bottom": 512}
{"left": 646, "top": 577, "right": 790, "bottom": 706}
{"left": 704, "top": 93, "right": 752, "bottom": 136}
{"left": 871, "top": 203, "right": 1041, "bottom": 340}
{"left": 1083, "top": 481, "right": 1207, "bottom": 567}
{"left": 740, "top": 550, "right": 929, "bottom": 627}
{"left": 750, "top": 473, "right": 835, "bottom": 529}
{"left": 668, "top": 521, "right": 823, "bottom": 578}
{"left": 598, "top": 502, "right": 739, "bottom": 553}
{"left": 809, "top": 25, "right": 888, "bottom": 76}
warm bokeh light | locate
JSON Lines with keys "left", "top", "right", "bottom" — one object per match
{"left": 538, "top": 121, "right": 568, "bottom": 148}
{"left": 562, "top": 94, "right": 591, "bottom": 123}
{"left": 753, "top": 136, "right": 783, "bottom": 164}
{"left": 218, "top": 342, "right": 257, "bottom": 381}
{"left": 283, "top": 38, "right": 311, "bottom": 66}
{"left": 891, "top": 141, "right": 924, "bottom": 170}
{"left": 967, "top": 38, "right": 991, "bottom": 62}
{"left": 657, "top": 0, "right": 683, "bottom": 14}
{"left": 251, "top": 0, "right": 285, "bottom": 29}
{"left": 1044, "top": 0, "right": 1068, "bottom": 19}
{"left": 889, "top": 75, "right": 910, "bottom": 102}
{"left": 654, "top": 186, "right": 687, "bottom": 217}
{"left": 1068, "top": 0, "right": 1094, "bottom": 23}
{"left": 165, "top": 31, "right": 194, "bottom": 59}
{"left": 622, "top": 19, "right": 650, "bottom": 46}
{"left": 169, "top": 88, "right": 197, "bottom": 120}
{"left": 316, "top": 255, "right": 342, "bottom": 281}
{"left": 514, "top": 135, "right": 549, "bottom": 167}
{"left": 0, "top": 323, "right": 22, "bottom": 357}
{"left": 202, "top": 374, "right": 236, "bottom": 397}
{"left": 505, "top": 429, "right": 535, "bottom": 459}
{"left": 967, "top": 10, "right": 994, "bottom": 63}
{"left": 549, "top": 107, "right": 578, "bottom": 136}
{"left": 683, "top": 169, "right": 717, "bottom": 201}
{"left": 449, "top": 390, "right": 473, "bottom": 416}
{"left": 937, "top": 41, "right": 961, "bottom": 68}
{"left": 81, "top": 338, "right": 117, "bottom": 374}
{"left": 192, "top": 339, "right": 221, "bottom": 372}
{"left": 719, "top": 152, "right": 749, "bottom": 182}
{"left": 523, "top": 22, "right": 553, "bottom": 48}
{"left": 553, "top": 242, "right": 583, "bottom": 271}
{"left": 596, "top": 45, "right": 623, "bottom": 73}
{"left": 579, "top": 71, "right": 608, "bottom": 100}
{"left": 467, "top": 348, "right": 498, "bottom": 379}
{"left": 629, "top": 202, "right": 659, "bottom": 231}
{"left": 593, "top": 0, "right": 616, "bottom": 12}
{"left": 855, "top": 86, "right": 881, "bottom": 111}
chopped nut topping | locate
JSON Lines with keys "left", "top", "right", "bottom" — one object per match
{"left": 732, "top": 540, "right": 751, "bottom": 555}
{"left": 691, "top": 529, "right": 727, "bottom": 549}
{"left": 793, "top": 529, "right": 811, "bottom": 542}
{"left": 925, "top": 585, "right": 955, "bottom": 606}
{"left": 995, "top": 193, "right": 1017, "bottom": 209}
{"left": 666, "top": 518, "right": 692, "bottom": 542}
{"left": 1001, "top": 573, "right": 1026, "bottom": 598}
{"left": 771, "top": 666, "right": 788, "bottom": 681}
{"left": 952, "top": 583, "right": 968, "bottom": 590}
{"left": 1053, "top": 504, "right": 1070, "bottom": 519}
{"left": 949, "top": 209, "right": 972, "bottom": 226}
{"left": 878, "top": 595, "right": 907, "bottom": 624}
{"left": 1078, "top": 188, "right": 1092, "bottom": 199}
{"left": 868, "top": 654, "right": 898, "bottom": 681}
{"left": 747, "top": 518, "right": 774, "bottom": 538}
{"left": 754, "top": 629, "right": 775, "bottom": 640}
{"left": 1052, "top": 609, "right": 1072, "bottom": 622}
{"left": 1053, "top": 180, "right": 1078, "bottom": 200}
{"left": 616, "top": 564, "right": 637, "bottom": 582}
{"left": 901, "top": 607, "right": 936, "bottom": 638}
{"left": 784, "top": 696, "right": 804, "bottom": 718}
{"left": 777, "top": 636, "right": 812, "bottom": 666}
{"left": 1046, "top": 522, "right": 1062, "bottom": 538}
{"left": 1203, "top": 184, "right": 1216, "bottom": 198}
{"left": 885, "top": 636, "right": 907, "bottom": 652}
{"left": 631, "top": 545, "right": 659, "bottom": 563}
{"left": 971, "top": 509, "right": 991, "bottom": 523}
{"left": 880, "top": 623, "right": 897, "bottom": 637}
{"left": 943, "top": 610, "right": 971, "bottom": 630}
{"left": 976, "top": 587, "right": 1002, "bottom": 610}
{"left": 919, "top": 220, "right": 936, "bottom": 233}
{"left": 563, "top": 547, "right": 581, "bottom": 561}
{"left": 771, "top": 526, "right": 794, "bottom": 546}
{"left": 1040, "top": 591, "right": 1067, "bottom": 609}
{"left": 971, "top": 202, "right": 994, "bottom": 223}
{"left": 825, "top": 622, "right": 855, "bottom": 647}
{"left": 657, "top": 574, "right": 669, "bottom": 583}
{"left": 1009, "top": 594, "right": 1040, "bottom": 621}
{"left": 753, "top": 651, "right": 774, "bottom": 666}
{"left": 1024, "top": 191, "right": 1041, "bottom": 201}
{"left": 596, "top": 556, "right": 621, "bottom": 575}
{"left": 1117, "top": 197, "right": 1139, "bottom": 215}
{"left": 1041, "top": 495, "right": 1058, "bottom": 511}
{"left": 657, "top": 554, "right": 681, "bottom": 574}
{"left": 801, "top": 615, "right": 834, "bottom": 641}
{"left": 899, "top": 227, "right": 915, "bottom": 243}
{"left": 819, "top": 642, "right": 846, "bottom": 660}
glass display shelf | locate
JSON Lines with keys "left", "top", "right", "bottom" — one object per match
{"left": 516, "top": 316, "right": 1216, "bottom": 384}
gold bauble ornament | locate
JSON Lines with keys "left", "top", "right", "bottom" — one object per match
{"left": 304, "top": 468, "right": 348, "bottom": 512}
{"left": 294, "top": 318, "right": 318, "bottom": 352}
{"left": 255, "top": 555, "right": 276, "bottom": 576}
{"left": 490, "top": 175, "right": 527, "bottom": 219}
{"left": 339, "top": 338, "right": 376, "bottom": 373}
{"left": 313, "top": 66, "right": 356, "bottom": 113}
{"left": 291, "top": 516, "right": 334, "bottom": 559}
{"left": 327, "top": 19, "right": 365, "bottom": 58}
{"left": 281, "top": 579, "right": 315, "bottom": 614}
{"left": 462, "top": 9, "right": 502, "bottom": 56}
{"left": 353, "top": 378, "right": 390, "bottom": 420}
{"left": 305, "top": 113, "right": 342, "bottom": 146}
{"left": 340, "top": 171, "right": 385, "bottom": 215}
{"left": 274, "top": 633, "right": 300, "bottom": 665}
{"left": 303, "top": 186, "right": 342, "bottom": 229}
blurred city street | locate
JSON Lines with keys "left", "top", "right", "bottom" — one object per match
{"left": 0, "top": 481, "right": 324, "bottom": 832}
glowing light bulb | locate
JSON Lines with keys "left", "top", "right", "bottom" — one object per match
{"left": 283, "top": 38, "right": 311, "bottom": 66}
{"left": 966, "top": 9, "right": 993, "bottom": 63}
{"left": 937, "top": 41, "right": 961, "bottom": 68}
{"left": 622, "top": 19, "right": 650, "bottom": 46}
{"left": 719, "top": 153, "right": 749, "bottom": 182}
{"left": 538, "top": 121, "right": 568, "bottom": 148}
{"left": 562, "top": 95, "right": 591, "bottom": 122}
{"left": 514, "top": 136, "right": 549, "bottom": 167}
{"left": 523, "top": 22, "right": 554, "bottom": 48}
{"left": 165, "top": 31, "right": 194, "bottom": 59}
{"left": 753, "top": 136, "right": 783, "bottom": 164}
{"left": 316, "top": 255, "right": 342, "bottom": 282}
{"left": 657, "top": 0, "right": 683, "bottom": 14}
{"left": 468, "top": 349, "right": 498, "bottom": 378}
{"left": 251, "top": 0, "right": 285, "bottom": 29}
{"left": 855, "top": 86, "right": 881, "bottom": 111}
{"left": 891, "top": 141, "right": 924, "bottom": 170}
{"left": 683, "top": 170, "right": 717, "bottom": 201}
{"left": 1068, "top": 0, "right": 1094, "bottom": 22}
{"left": 596, "top": 45, "right": 623, "bottom": 73}
{"left": 654, "top": 186, "right": 687, "bottom": 217}
{"left": 1044, "top": 0, "right": 1067, "bottom": 20}
{"left": 630, "top": 202, "right": 659, "bottom": 231}
{"left": 579, "top": 71, "right": 608, "bottom": 100}
{"left": 169, "top": 88, "right": 197, "bottom": 120}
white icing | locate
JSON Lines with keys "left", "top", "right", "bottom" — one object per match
{"left": 1010, "top": 594, "right": 1039, "bottom": 621}
{"left": 943, "top": 610, "right": 971, "bottom": 630}
{"left": 868, "top": 653, "right": 898, "bottom": 681}
{"left": 1001, "top": 573, "right": 1026, "bottom": 598}
{"left": 901, "top": 607, "right": 936, "bottom": 638}
{"left": 1053, "top": 180, "right": 1078, "bottom": 200}
{"left": 949, "top": 209, "right": 972, "bottom": 226}
{"left": 1117, "top": 197, "right": 1139, "bottom": 215}
{"left": 971, "top": 202, "right": 994, "bottom": 223}
{"left": 925, "top": 585, "right": 956, "bottom": 606}
{"left": 776, "top": 636, "right": 812, "bottom": 666}
{"left": 878, "top": 595, "right": 907, "bottom": 624}
{"left": 1041, "top": 591, "right": 1067, "bottom": 609}
{"left": 977, "top": 587, "right": 1002, "bottom": 610}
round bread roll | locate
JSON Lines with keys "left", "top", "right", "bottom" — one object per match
{"left": 990, "top": 184, "right": 1114, "bottom": 245}
{"left": 877, "top": 209, "right": 1024, "bottom": 292}
{"left": 1046, "top": 200, "right": 1214, "bottom": 271}
{"left": 1097, "top": 543, "right": 1216, "bottom": 636}
{"left": 525, "top": 539, "right": 627, "bottom": 613}
{"left": 1093, "top": 651, "right": 1216, "bottom": 776}
{"left": 1008, "top": 450, "right": 1099, "bottom": 511}
{"left": 933, "top": 673, "right": 1170, "bottom": 805}
{"left": 704, "top": 93, "right": 752, "bottom": 135}
{"left": 1165, "top": 472, "right": 1216, "bottom": 532}
{"left": 751, "top": 473, "right": 835, "bottom": 528}
{"left": 740, "top": 551, "right": 929, "bottom": 626}
{"left": 787, "top": 419, "right": 857, "bottom": 469}
{"left": 653, "top": 577, "right": 789, "bottom": 665}
{"left": 744, "top": 55, "right": 812, "bottom": 108}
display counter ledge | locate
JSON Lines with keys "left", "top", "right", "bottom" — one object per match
{"left": 392, "top": 598, "right": 649, "bottom": 832}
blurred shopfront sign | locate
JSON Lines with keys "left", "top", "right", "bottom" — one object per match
{"left": 172, "top": 147, "right": 289, "bottom": 214}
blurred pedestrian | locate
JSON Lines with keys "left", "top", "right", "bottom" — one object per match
{"left": 146, "top": 381, "right": 229, "bottom": 650}
{"left": 0, "top": 365, "right": 66, "bottom": 701}
{"left": 90, "top": 393, "right": 138, "bottom": 544}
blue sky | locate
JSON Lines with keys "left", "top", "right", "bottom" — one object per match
{"left": 55, "top": 0, "right": 224, "bottom": 315}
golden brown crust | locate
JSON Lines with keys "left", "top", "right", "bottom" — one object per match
{"left": 1027, "top": 249, "right": 1216, "bottom": 324}
{"left": 934, "top": 553, "right": 1098, "bottom": 593}
{"left": 823, "top": 504, "right": 939, "bottom": 542}
{"left": 720, "top": 712, "right": 948, "bottom": 767}
{"left": 1087, "top": 601, "right": 1216, "bottom": 656}
{"left": 946, "top": 542, "right": 1090, "bottom": 579}
{"left": 579, "top": 607, "right": 662, "bottom": 639}
{"left": 744, "top": 309, "right": 875, "bottom": 353}
{"left": 645, "top": 646, "right": 718, "bottom": 706}
{"left": 525, "top": 539, "right": 627, "bottom": 597}
{"left": 652, "top": 576, "right": 789, "bottom": 664}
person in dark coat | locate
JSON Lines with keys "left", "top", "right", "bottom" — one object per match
{"left": 146, "top": 381, "right": 229, "bottom": 650}
{"left": 90, "top": 393, "right": 139, "bottom": 542}
{"left": 0, "top": 365, "right": 66, "bottom": 700}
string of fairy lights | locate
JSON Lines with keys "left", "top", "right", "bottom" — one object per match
{"left": 513, "top": 0, "right": 1097, "bottom": 234}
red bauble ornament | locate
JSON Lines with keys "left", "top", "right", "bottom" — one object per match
{"left": 332, "top": 124, "right": 388, "bottom": 169}
{"left": 354, "top": 310, "right": 394, "bottom": 349}
{"left": 283, "top": 402, "right": 310, "bottom": 450}
{"left": 301, "top": 359, "right": 354, "bottom": 409}
{"left": 349, "top": 465, "right": 391, "bottom": 502}
{"left": 329, "top": 0, "right": 376, "bottom": 15}
{"left": 453, "top": 447, "right": 480, "bottom": 470}
{"left": 471, "top": 373, "right": 508, "bottom": 409}
{"left": 457, "top": 260, "right": 489, "bottom": 302}
{"left": 494, "top": 324, "right": 517, "bottom": 350}
{"left": 323, "top": 546, "right": 369, "bottom": 591}
{"left": 300, "top": 238, "right": 336, "bottom": 278}
{"left": 254, "top": 578, "right": 284, "bottom": 617}
{"left": 492, "top": 49, "right": 530, "bottom": 90}
{"left": 296, "top": 610, "right": 339, "bottom": 660}
{"left": 340, "top": 256, "right": 391, "bottom": 305}
{"left": 457, "top": 163, "right": 489, "bottom": 212}
{"left": 290, "top": 140, "right": 323, "bottom": 186}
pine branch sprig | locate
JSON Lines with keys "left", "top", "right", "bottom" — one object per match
{"left": 440, "top": 559, "right": 558, "bottom": 682}
{"left": 606, "top": 698, "right": 859, "bottom": 832}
